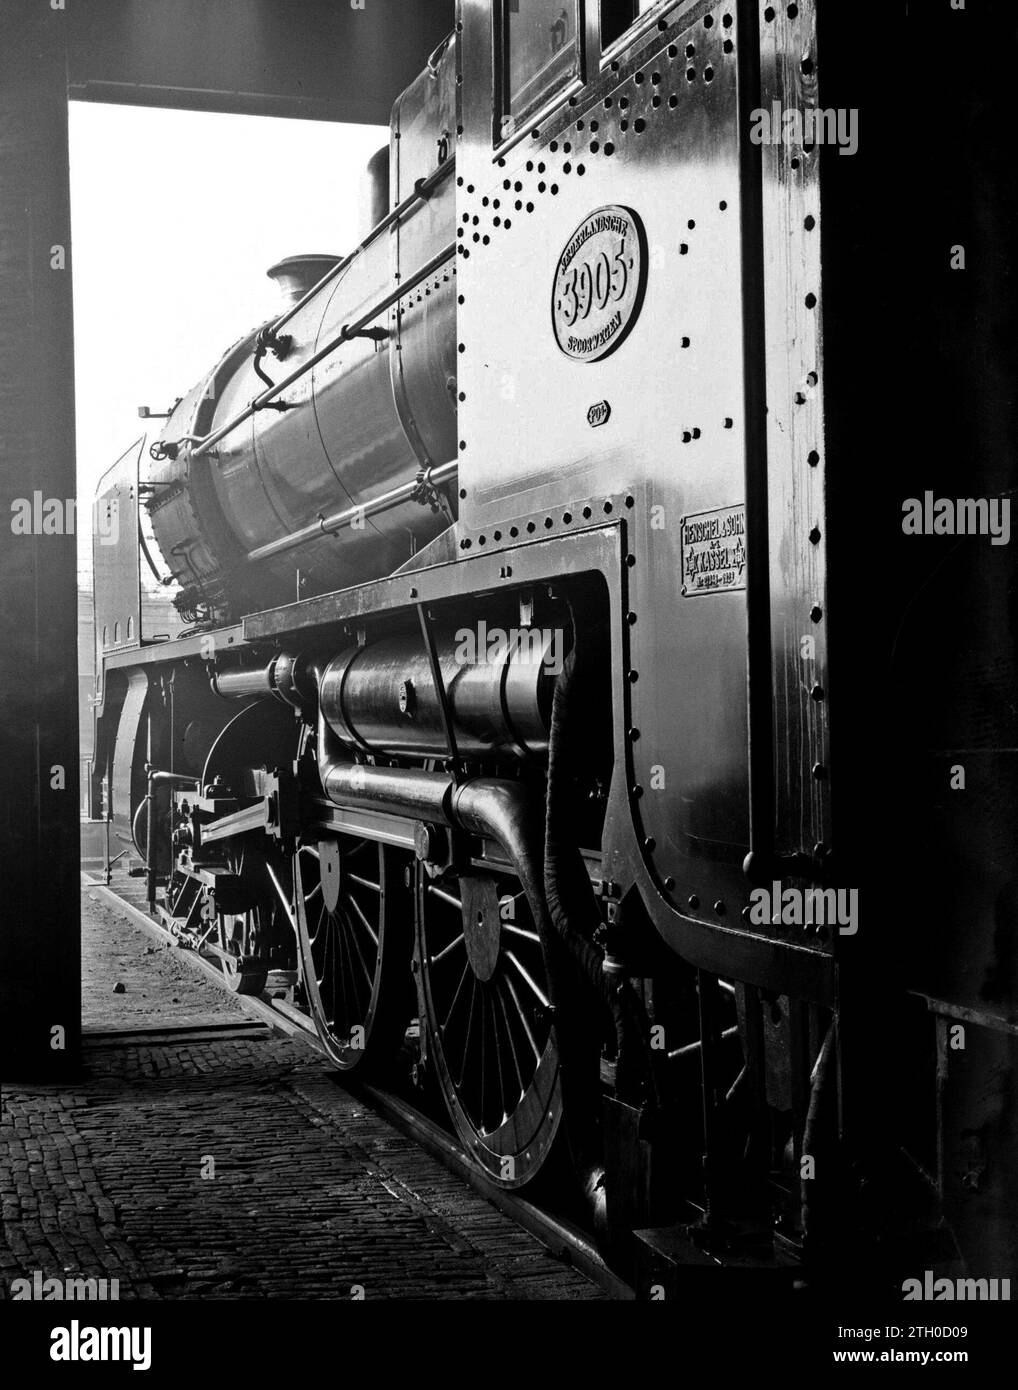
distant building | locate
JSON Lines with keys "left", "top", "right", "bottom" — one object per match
{"left": 78, "top": 577, "right": 184, "bottom": 818}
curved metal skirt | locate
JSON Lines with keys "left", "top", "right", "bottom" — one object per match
{"left": 415, "top": 868, "right": 562, "bottom": 1188}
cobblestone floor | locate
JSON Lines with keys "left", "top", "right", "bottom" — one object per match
{"left": 0, "top": 886, "right": 604, "bottom": 1300}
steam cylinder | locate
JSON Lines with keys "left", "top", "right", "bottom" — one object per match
{"left": 320, "top": 629, "right": 558, "bottom": 760}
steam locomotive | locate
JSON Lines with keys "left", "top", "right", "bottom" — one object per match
{"left": 88, "top": 0, "right": 1018, "bottom": 1292}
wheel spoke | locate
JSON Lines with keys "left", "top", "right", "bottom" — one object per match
{"left": 503, "top": 950, "right": 551, "bottom": 1011}
{"left": 455, "top": 979, "right": 480, "bottom": 1090}
{"left": 346, "top": 872, "right": 381, "bottom": 893}
{"left": 266, "top": 862, "right": 298, "bottom": 930}
{"left": 345, "top": 889, "right": 381, "bottom": 948}
{"left": 502, "top": 973, "right": 542, "bottom": 1063}
{"left": 442, "top": 961, "right": 472, "bottom": 1035}
{"left": 425, "top": 883, "right": 463, "bottom": 911}
{"left": 495, "top": 982, "right": 526, "bottom": 1102}
{"left": 431, "top": 932, "right": 465, "bottom": 966}
{"left": 489, "top": 989, "right": 509, "bottom": 1123}
{"left": 332, "top": 908, "right": 352, "bottom": 1028}
{"left": 343, "top": 906, "right": 376, "bottom": 992}
{"left": 501, "top": 922, "right": 542, "bottom": 944}
{"left": 315, "top": 903, "right": 330, "bottom": 983}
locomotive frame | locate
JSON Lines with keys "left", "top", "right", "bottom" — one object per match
{"left": 85, "top": 0, "right": 1016, "bottom": 1292}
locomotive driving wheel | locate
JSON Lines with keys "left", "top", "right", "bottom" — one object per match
{"left": 415, "top": 864, "right": 562, "bottom": 1188}
{"left": 293, "top": 836, "right": 413, "bottom": 1072}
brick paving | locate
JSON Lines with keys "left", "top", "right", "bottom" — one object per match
{"left": 0, "top": 885, "right": 605, "bottom": 1300}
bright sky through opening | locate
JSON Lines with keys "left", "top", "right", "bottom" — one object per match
{"left": 69, "top": 102, "right": 387, "bottom": 578}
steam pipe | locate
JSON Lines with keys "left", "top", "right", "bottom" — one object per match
{"left": 245, "top": 460, "right": 457, "bottom": 565}
{"left": 316, "top": 713, "right": 549, "bottom": 963}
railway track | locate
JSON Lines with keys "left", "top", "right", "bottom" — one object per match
{"left": 81, "top": 872, "right": 632, "bottom": 1300}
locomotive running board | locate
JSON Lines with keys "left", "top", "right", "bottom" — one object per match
{"left": 241, "top": 523, "right": 620, "bottom": 641}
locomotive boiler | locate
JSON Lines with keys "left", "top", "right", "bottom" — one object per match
{"left": 88, "top": 0, "right": 1018, "bottom": 1292}
{"left": 145, "top": 57, "right": 459, "bottom": 623}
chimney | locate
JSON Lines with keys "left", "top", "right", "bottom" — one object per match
{"left": 265, "top": 254, "right": 341, "bottom": 309}
{"left": 359, "top": 145, "right": 390, "bottom": 240}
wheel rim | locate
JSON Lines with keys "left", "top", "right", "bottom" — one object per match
{"left": 294, "top": 836, "right": 412, "bottom": 1072}
{"left": 416, "top": 866, "right": 561, "bottom": 1187}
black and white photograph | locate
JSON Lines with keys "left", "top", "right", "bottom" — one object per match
{"left": 1, "top": 0, "right": 1015, "bottom": 1367}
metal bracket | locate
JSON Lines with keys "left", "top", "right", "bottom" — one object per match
{"left": 343, "top": 324, "right": 390, "bottom": 343}
{"left": 416, "top": 602, "right": 461, "bottom": 782}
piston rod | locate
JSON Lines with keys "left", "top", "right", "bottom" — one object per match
{"left": 210, "top": 664, "right": 275, "bottom": 700}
